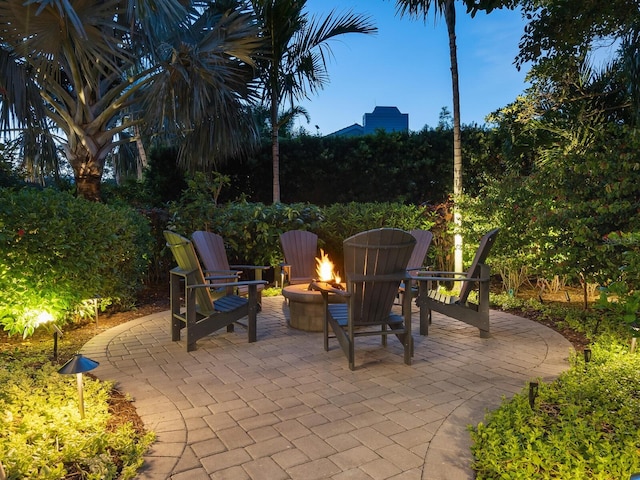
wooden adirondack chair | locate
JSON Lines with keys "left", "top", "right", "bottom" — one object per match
{"left": 279, "top": 230, "right": 318, "bottom": 286}
{"left": 192, "top": 230, "right": 269, "bottom": 298}
{"left": 414, "top": 228, "right": 499, "bottom": 338}
{"left": 311, "top": 228, "right": 416, "bottom": 370}
{"left": 398, "top": 229, "right": 434, "bottom": 309}
{"left": 164, "top": 231, "right": 266, "bottom": 351}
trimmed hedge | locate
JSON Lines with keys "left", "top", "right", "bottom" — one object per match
{"left": 0, "top": 188, "right": 152, "bottom": 336}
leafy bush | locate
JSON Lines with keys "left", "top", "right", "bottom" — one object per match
{"left": 470, "top": 340, "right": 640, "bottom": 479}
{"left": 0, "top": 356, "right": 154, "bottom": 479}
{"left": 0, "top": 188, "right": 152, "bottom": 336}
{"left": 316, "top": 202, "right": 437, "bottom": 270}
{"left": 462, "top": 125, "right": 640, "bottom": 294}
{"left": 169, "top": 187, "right": 325, "bottom": 267}
{"left": 168, "top": 177, "right": 438, "bottom": 277}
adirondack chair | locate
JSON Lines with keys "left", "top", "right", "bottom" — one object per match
{"left": 164, "top": 231, "right": 266, "bottom": 351}
{"left": 311, "top": 228, "right": 416, "bottom": 370}
{"left": 279, "top": 230, "right": 318, "bottom": 286}
{"left": 191, "top": 230, "right": 269, "bottom": 299}
{"left": 414, "top": 228, "right": 499, "bottom": 338}
{"left": 398, "top": 229, "right": 434, "bottom": 310}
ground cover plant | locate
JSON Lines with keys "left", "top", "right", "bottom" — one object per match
{"left": 0, "top": 350, "right": 155, "bottom": 479}
{"left": 0, "top": 283, "right": 167, "bottom": 479}
{"left": 469, "top": 338, "right": 640, "bottom": 479}
{"left": 469, "top": 288, "right": 640, "bottom": 479}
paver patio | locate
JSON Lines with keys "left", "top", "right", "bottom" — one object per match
{"left": 81, "top": 296, "right": 572, "bottom": 479}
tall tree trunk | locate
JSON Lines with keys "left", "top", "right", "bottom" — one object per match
{"left": 67, "top": 142, "right": 105, "bottom": 202}
{"left": 446, "top": 0, "right": 464, "bottom": 274}
{"left": 271, "top": 84, "right": 281, "bottom": 204}
{"left": 135, "top": 125, "right": 148, "bottom": 181}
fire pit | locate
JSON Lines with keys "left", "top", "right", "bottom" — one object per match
{"left": 282, "top": 250, "right": 344, "bottom": 332}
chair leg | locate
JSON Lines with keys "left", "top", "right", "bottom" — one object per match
{"left": 170, "top": 273, "right": 183, "bottom": 342}
{"left": 247, "top": 284, "right": 258, "bottom": 343}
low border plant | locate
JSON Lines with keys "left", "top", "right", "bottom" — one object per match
{"left": 0, "top": 355, "right": 154, "bottom": 479}
{"left": 469, "top": 338, "right": 640, "bottom": 479}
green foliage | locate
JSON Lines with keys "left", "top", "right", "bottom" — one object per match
{"left": 169, "top": 186, "right": 325, "bottom": 266}
{"left": 0, "top": 357, "right": 154, "bottom": 479}
{"left": 462, "top": 124, "right": 640, "bottom": 291}
{"left": 220, "top": 128, "right": 477, "bottom": 204}
{"left": 595, "top": 281, "right": 640, "bottom": 339}
{"left": 316, "top": 202, "right": 437, "bottom": 269}
{"left": 470, "top": 340, "right": 640, "bottom": 479}
{"left": 168, "top": 176, "right": 437, "bottom": 272}
{"left": 0, "top": 187, "right": 152, "bottom": 337}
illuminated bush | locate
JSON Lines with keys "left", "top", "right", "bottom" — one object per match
{"left": 0, "top": 188, "right": 152, "bottom": 336}
{"left": 0, "top": 357, "right": 154, "bottom": 479}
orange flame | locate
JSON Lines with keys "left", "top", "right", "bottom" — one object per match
{"left": 315, "top": 249, "right": 340, "bottom": 284}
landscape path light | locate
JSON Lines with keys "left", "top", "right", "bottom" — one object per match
{"left": 528, "top": 381, "right": 539, "bottom": 409}
{"left": 58, "top": 354, "right": 99, "bottom": 419}
{"left": 630, "top": 322, "right": 639, "bottom": 353}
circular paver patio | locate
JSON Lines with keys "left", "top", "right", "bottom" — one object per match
{"left": 81, "top": 296, "right": 572, "bottom": 480}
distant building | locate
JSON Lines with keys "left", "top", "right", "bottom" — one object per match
{"left": 327, "top": 106, "right": 409, "bottom": 137}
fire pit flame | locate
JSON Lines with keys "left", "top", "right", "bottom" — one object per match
{"left": 313, "top": 249, "right": 343, "bottom": 289}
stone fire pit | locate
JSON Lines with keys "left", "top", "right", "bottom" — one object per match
{"left": 282, "top": 283, "right": 344, "bottom": 332}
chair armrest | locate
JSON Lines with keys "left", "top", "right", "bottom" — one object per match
{"left": 230, "top": 264, "right": 271, "bottom": 271}
{"left": 204, "top": 274, "right": 242, "bottom": 282}
{"left": 413, "top": 270, "right": 469, "bottom": 276}
{"left": 188, "top": 280, "right": 267, "bottom": 290}
{"left": 204, "top": 269, "right": 242, "bottom": 276}
{"left": 413, "top": 274, "right": 490, "bottom": 283}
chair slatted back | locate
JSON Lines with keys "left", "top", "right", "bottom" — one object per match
{"left": 192, "top": 230, "right": 232, "bottom": 287}
{"left": 164, "top": 230, "right": 215, "bottom": 315}
{"left": 343, "top": 228, "right": 415, "bottom": 324}
{"left": 458, "top": 228, "right": 500, "bottom": 303}
{"left": 280, "top": 230, "right": 318, "bottom": 284}
{"left": 407, "top": 230, "right": 433, "bottom": 270}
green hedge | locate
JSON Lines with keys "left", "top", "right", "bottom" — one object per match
{"left": 0, "top": 188, "right": 152, "bottom": 336}
{"left": 168, "top": 188, "right": 438, "bottom": 274}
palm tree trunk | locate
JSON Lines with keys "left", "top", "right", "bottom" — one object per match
{"left": 67, "top": 141, "right": 105, "bottom": 202}
{"left": 271, "top": 83, "right": 281, "bottom": 204}
{"left": 135, "top": 125, "right": 148, "bottom": 181}
{"left": 445, "top": 0, "right": 464, "bottom": 274}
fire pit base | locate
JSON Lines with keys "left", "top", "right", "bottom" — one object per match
{"left": 282, "top": 283, "right": 344, "bottom": 332}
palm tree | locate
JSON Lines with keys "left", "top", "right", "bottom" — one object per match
{"left": 394, "top": 0, "right": 464, "bottom": 273}
{"left": 250, "top": 0, "right": 377, "bottom": 203}
{"left": 0, "top": 0, "right": 263, "bottom": 201}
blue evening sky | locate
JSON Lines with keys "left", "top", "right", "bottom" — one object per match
{"left": 293, "top": 1, "right": 529, "bottom": 135}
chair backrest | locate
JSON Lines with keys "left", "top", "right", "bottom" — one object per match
{"left": 407, "top": 230, "right": 433, "bottom": 270}
{"left": 192, "top": 230, "right": 231, "bottom": 286}
{"left": 458, "top": 228, "right": 500, "bottom": 303}
{"left": 280, "top": 230, "right": 318, "bottom": 284}
{"left": 164, "top": 230, "right": 215, "bottom": 315}
{"left": 343, "top": 228, "right": 416, "bottom": 324}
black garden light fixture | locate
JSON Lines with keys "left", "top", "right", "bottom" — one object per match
{"left": 58, "top": 354, "right": 99, "bottom": 419}
{"left": 528, "top": 381, "right": 539, "bottom": 409}
{"left": 583, "top": 348, "right": 592, "bottom": 364}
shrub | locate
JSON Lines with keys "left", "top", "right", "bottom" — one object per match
{"left": 0, "top": 188, "right": 152, "bottom": 336}
{"left": 317, "top": 202, "right": 437, "bottom": 270}
{"left": 470, "top": 339, "right": 640, "bottom": 479}
{"left": 167, "top": 175, "right": 438, "bottom": 276}
{"left": 0, "top": 356, "right": 154, "bottom": 479}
